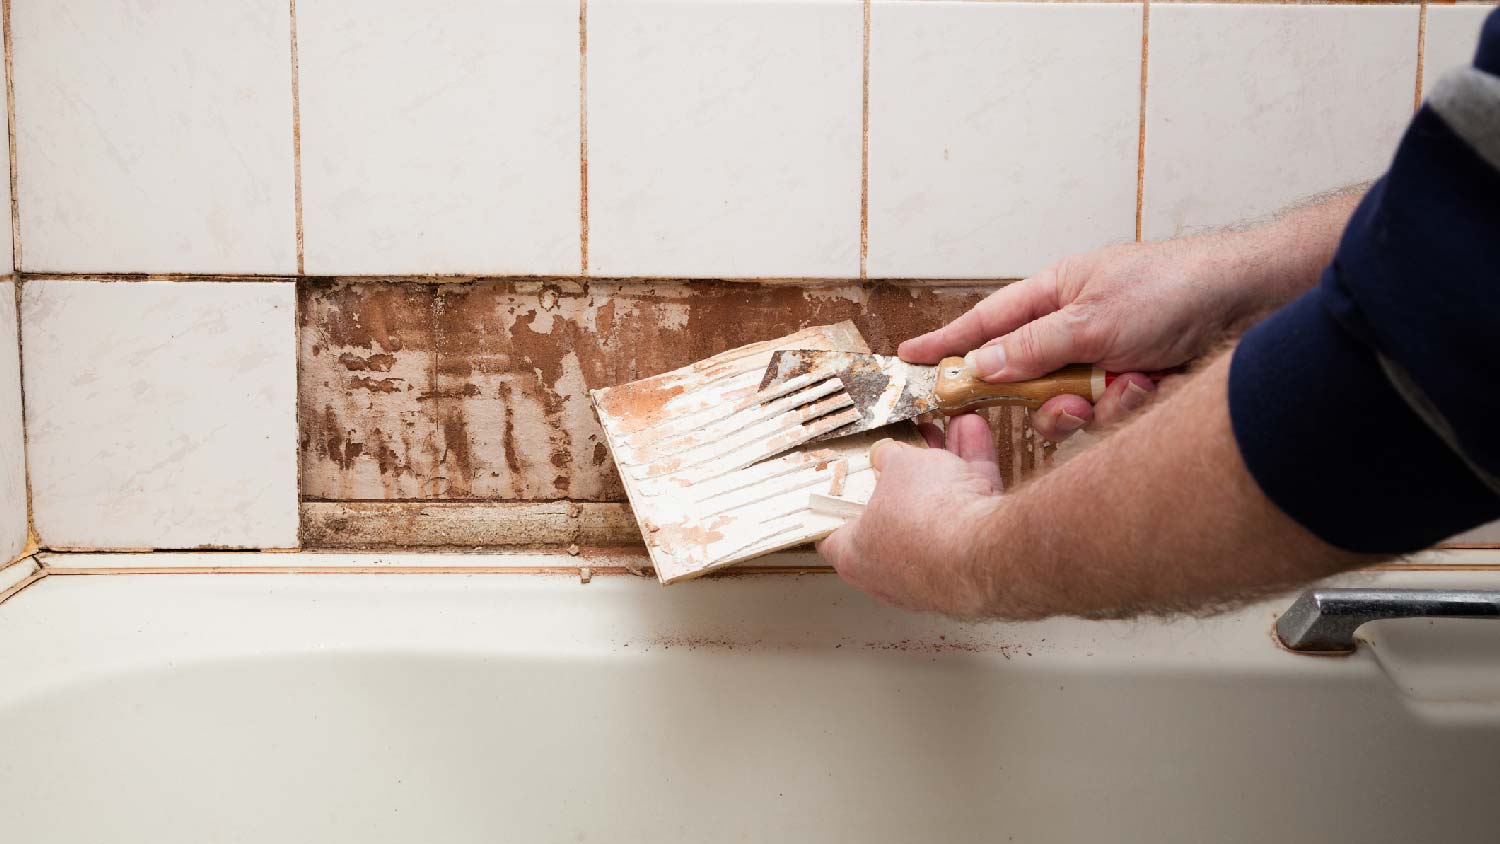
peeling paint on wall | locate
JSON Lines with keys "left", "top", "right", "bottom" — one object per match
{"left": 299, "top": 279, "right": 1039, "bottom": 503}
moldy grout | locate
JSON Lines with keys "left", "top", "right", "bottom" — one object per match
{"left": 1135, "top": 0, "right": 1150, "bottom": 242}
{"left": 1413, "top": 0, "right": 1427, "bottom": 110}
{"left": 579, "top": 0, "right": 590, "bottom": 277}
{"left": 859, "top": 0, "right": 870, "bottom": 280}
{"left": 3, "top": 0, "right": 18, "bottom": 271}
{"left": 289, "top": 0, "right": 305, "bottom": 275}
{"left": 23, "top": 275, "right": 1026, "bottom": 292}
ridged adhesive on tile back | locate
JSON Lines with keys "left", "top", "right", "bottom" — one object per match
{"left": 592, "top": 321, "right": 923, "bottom": 583}
{"left": 298, "top": 279, "right": 1043, "bottom": 508}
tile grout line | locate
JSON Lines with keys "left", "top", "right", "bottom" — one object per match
{"left": 576, "top": 0, "right": 588, "bottom": 277}
{"left": 1135, "top": 0, "right": 1150, "bottom": 243}
{"left": 11, "top": 275, "right": 37, "bottom": 561}
{"left": 859, "top": 0, "right": 870, "bottom": 280}
{"left": 290, "top": 254, "right": 304, "bottom": 548}
{"left": 0, "top": 566, "right": 43, "bottom": 607}
{"left": 14, "top": 271, "right": 1019, "bottom": 287}
{"left": 1413, "top": 0, "right": 1427, "bottom": 112}
{"left": 2, "top": 0, "right": 17, "bottom": 271}
{"left": 289, "top": 0, "right": 305, "bottom": 275}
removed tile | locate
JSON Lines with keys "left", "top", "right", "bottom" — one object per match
{"left": 592, "top": 321, "right": 918, "bottom": 583}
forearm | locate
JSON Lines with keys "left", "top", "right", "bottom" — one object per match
{"left": 967, "top": 349, "right": 1383, "bottom": 620}
{"left": 1185, "top": 188, "right": 1365, "bottom": 328}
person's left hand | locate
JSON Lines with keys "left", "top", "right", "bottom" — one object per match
{"left": 817, "top": 413, "right": 1004, "bottom": 617}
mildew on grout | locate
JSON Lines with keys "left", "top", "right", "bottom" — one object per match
{"left": 11, "top": 276, "right": 37, "bottom": 560}
{"left": 289, "top": 0, "right": 305, "bottom": 275}
{"left": 859, "top": 0, "right": 871, "bottom": 280}
{"left": 1413, "top": 0, "right": 1427, "bottom": 110}
{"left": 579, "top": 0, "right": 590, "bottom": 277}
{"left": 1135, "top": 0, "right": 1150, "bottom": 242}
{"left": 17, "top": 271, "right": 1027, "bottom": 286}
{"left": 2, "top": 0, "right": 17, "bottom": 271}
{"left": 19, "top": 273, "right": 299, "bottom": 283}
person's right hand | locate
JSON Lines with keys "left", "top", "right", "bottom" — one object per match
{"left": 899, "top": 238, "right": 1253, "bottom": 441}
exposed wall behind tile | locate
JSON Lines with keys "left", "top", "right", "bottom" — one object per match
{"left": 299, "top": 280, "right": 1021, "bottom": 502}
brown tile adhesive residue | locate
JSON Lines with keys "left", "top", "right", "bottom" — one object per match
{"left": 299, "top": 281, "right": 1041, "bottom": 531}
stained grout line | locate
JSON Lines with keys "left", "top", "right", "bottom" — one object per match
{"left": 3, "top": 0, "right": 18, "bottom": 271}
{"left": 1413, "top": 0, "right": 1427, "bottom": 111}
{"left": 0, "top": 569, "right": 43, "bottom": 607}
{"left": 9, "top": 276, "right": 35, "bottom": 559}
{"left": 38, "top": 565, "right": 843, "bottom": 577}
{"left": 858, "top": 0, "right": 871, "bottom": 280}
{"left": 579, "top": 0, "right": 590, "bottom": 277}
{"left": 291, "top": 244, "right": 304, "bottom": 535}
{"left": 289, "top": 0, "right": 305, "bottom": 275}
{"left": 1135, "top": 0, "right": 1150, "bottom": 243}
{"left": 15, "top": 271, "right": 1019, "bottom": 287}
{"left": 19, "top": 273, "right": 298, "bottom": 283}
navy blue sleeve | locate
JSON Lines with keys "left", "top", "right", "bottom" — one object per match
{"left": 1228, "top": 8, "right": 1500, "bottom": 553}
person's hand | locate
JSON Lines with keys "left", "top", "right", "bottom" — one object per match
{"left": 817, "top": 414, "right": 1003, "bottom": 617}
{"left": 898, "top": 239, "right": 1248, "bottom": 441}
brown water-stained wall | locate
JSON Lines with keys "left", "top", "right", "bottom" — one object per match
{"left": 300, "top": 279, "right": 1042, "bottom": 503}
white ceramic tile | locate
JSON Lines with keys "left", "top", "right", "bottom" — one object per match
{"left": 21, "top": 281, "right": 298, "bottom": 549}
{"left": 0, "top": 557, "right": 38, "bottom": 599}
{"left": 1423, "top": 5, "right": 1493, "bottom": 95}
{"left": 868, "top": 2, "right": 1141, "bottom": 279}
{"left": 0, "top": 85, "right": 11, "bottom": 274}
{"left": 1449, "top": 521, "right": 1500, "bottom": 546}
{"left": 298, "top": 0, "right": 581, "bottom": 275}
{"left": 11, "top": 1, "right": 295, "bottom": 273}
{"left": 1142, "top": 5, "right": 1418, "bottom": 241}
{"left": 0, "top": 280, "right": 26, "bottom": 565}
{"left": 587, "top": 0, "right": 862, "bottom": 278}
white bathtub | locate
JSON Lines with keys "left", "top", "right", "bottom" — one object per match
{"left": 2, "top": 555, "right": 1499, "bottom": 842}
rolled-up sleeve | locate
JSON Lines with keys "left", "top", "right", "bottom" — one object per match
{"left": 1228, "top": 9, "right": 1500, "bottom": 553}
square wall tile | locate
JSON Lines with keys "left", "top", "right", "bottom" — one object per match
{"left": 1422, "top": 5, "right": 1493, "bottom": 95}
{"left": 22, "top": 281, "right": 298, "bottom": 549}
{"left": 588, "top": 0, "right": 862, "bottom": 278}
{"left": 299, "top": 0, "right": 581, "bottom": 275}
{"left": 0, "top": 280, "right": 25, "bottom": 564}
{"left": 868, "top": 2, "right": 1141, "bottom": 279}
{"left": 12, "top": 1, "right": 295, "bottom": 273}
{"left": 1142, "top": 5, "right": 1418, "bottom": 241}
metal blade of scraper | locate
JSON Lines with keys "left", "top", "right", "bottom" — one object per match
{"left": 756, "top": 350, "right": 941, "bottom": 444}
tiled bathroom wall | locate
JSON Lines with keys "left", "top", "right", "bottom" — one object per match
{"left": 5, "top": 0, "right": 1496, "bottom": 556}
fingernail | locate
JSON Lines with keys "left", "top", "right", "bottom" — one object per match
{"left": 1119, "top": 382, "right": 1152, "bottom": 412}
{"left": 868, "top": 437, "right": 895, "bottom": 472}
{"left": 964, "top": 345, "right": 1005, "bottom": 379}
{"left": 1056, "top": 411, "right": 1087, "bottom": 433}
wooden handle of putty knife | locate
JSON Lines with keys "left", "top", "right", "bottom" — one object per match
{"left": 933, "top": 357, "right": 1168, "bottom": 413}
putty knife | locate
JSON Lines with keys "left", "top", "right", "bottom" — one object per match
{"left": 756, "top": 351, "right": 1136, "bottom": 443}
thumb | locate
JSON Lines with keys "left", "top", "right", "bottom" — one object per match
{"left": 966, "top": 307, "right": 1084, "bottom": 382}
{"left": 868, "top": 437, "right": 913, "bottom": 473}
